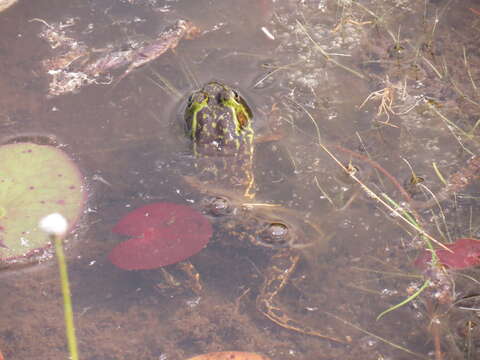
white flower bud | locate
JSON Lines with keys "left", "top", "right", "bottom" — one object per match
{"left": 39, "top": 213, "right": 68, "bottom": 236}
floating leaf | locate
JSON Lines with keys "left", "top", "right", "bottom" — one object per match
{"left": 0, "top": 143, "right": 85, "bottom": 265}
{"left": 109, "top": 202, "right": 212, "bottom": 270}
{"left": 185, "top": 352, "right": 271, "bottom": 360}
{"left": 415, "top": 238, "right": 480, "bottom": 270}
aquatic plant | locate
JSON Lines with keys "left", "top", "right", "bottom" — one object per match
{"left": 0, "top": 142, "right": 85, "bottom": 266}
{"left": 39, "top": 213, "right": 79, "bottom": 360}
{"left": 108, "top": 202, "right": 212, "bottom": 270}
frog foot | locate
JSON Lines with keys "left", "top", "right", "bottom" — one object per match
{"left": 257, "top": 251, "right": 348, "bottom": 344}
{"left": 154, "top": 260, "right": 203, "bottom": 296}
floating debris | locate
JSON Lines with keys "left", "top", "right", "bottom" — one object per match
{"left": 110, "top": 19, "right": 199, "bottom": 84}
{"left": 37, "top": 18, "right": 199, "bottom": 96}
{"left": 0, "top": 0, "right": 18, "bottom": 12}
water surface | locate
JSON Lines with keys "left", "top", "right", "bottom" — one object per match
{"left": 1, "top": 1, "right": 480, "bottom": 359}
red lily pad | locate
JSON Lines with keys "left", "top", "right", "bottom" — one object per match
{"left": 415, "top": 238, "right": 480, "bottom": 270}
{"left": 0, "top": 142, "right": 85, "bottom": 265}
{"left": 109, "top": 202, "right": 212, "bottom": 270}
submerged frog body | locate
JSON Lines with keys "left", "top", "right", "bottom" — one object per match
{"left": 178, "top": 82, "right": 344, "bottom": 343}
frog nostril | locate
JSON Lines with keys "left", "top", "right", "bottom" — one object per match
{"left": 257, "top": 222, "right": 290, "bottom": 248}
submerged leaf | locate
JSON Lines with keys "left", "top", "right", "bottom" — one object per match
{"left": 109, "top": 202, "right": 212, "bottom": 270}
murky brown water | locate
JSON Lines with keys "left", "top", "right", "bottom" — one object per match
{"left": 1, "top": 0, "right": 480, "bottom": 359}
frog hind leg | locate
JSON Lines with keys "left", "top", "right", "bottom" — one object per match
{"left": 256, "top": 251, "right": 348, "bottom": 344}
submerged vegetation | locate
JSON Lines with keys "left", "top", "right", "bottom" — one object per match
{"left": 1, "top": 0, "right": 480, "bottom": 359}
{"left": 252, "top": 0, "right": 480, "bottom": 358}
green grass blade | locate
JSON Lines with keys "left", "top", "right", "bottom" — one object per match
{"left": 377, "top": 280, "right": 430, "bottom": 321}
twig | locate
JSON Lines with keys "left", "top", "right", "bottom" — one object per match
{"left": 333, "top": 144, "right": 414, "bottom": 206}
{"left": 426, "top": 102, "right": 475, "bottom": 156}
{"left": 314, "top": 175, "right": 335, "bottom": 207}
{"left": 323, "top": 144, "right": 451, "bottom": 252}
{"left": 432, "top": 162, "right": 448, "bottom": 185}
{"left": 413, "top": 155, "right": 480, "bottom": 209}
{"left": 463, "top": 46, "right": 478, "bottom": 94}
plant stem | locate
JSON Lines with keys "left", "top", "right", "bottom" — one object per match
{"left": 53, "top": 234, "right": 79, "bottom": 360}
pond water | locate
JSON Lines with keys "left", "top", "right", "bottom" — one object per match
{"left": 1, "top": 0, "right": 480, "bottom": 359}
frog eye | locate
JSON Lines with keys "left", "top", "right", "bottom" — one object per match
{"left": 232, "top": 90, "right": 241, "bottom": 101}
{"left": 256, "top": 222, "right": 291, "bottom": 248}
{"left": 202, "top": 196, "right": 233, "bottom": 217}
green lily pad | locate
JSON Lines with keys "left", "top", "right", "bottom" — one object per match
{"left": 0, "top": 142, "right": 85, "bottom": 265}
